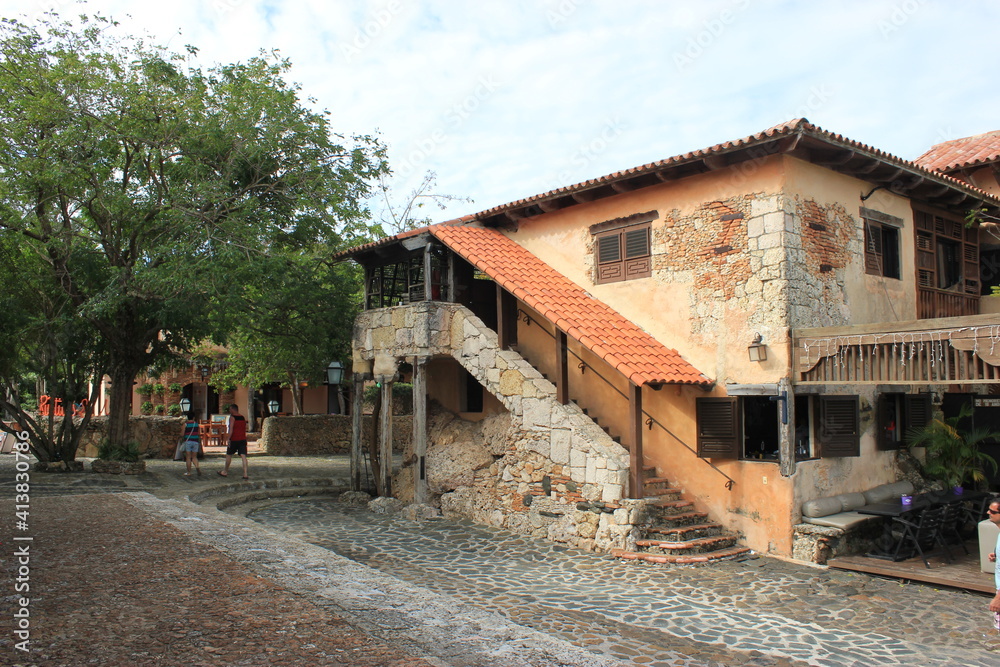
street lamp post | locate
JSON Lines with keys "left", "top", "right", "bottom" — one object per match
{"left": 326, "top": 361, "right": 344, "bottom": 414}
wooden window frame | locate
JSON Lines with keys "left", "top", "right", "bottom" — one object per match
{"left": 697, "top": 394, "right": 861, "bottom": 459}
{"left": 863, "top": 219, "right": 901, "bottom": 279}
{"left": 592, "top": 216, "right": 653, "bottom": 285}
{"left": 876, "top": 392, "right": 932, "bottom": 451}
{"left": 914, "top": 207, "right": 979, "bottom": 295}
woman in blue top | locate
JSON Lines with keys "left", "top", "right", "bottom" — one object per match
{"left": 182, "top": 413, "right": 201, "bottom": 476}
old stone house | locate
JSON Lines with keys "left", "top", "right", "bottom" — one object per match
{"left": 340, "top": 119, "right": 1000, "bottom": 563}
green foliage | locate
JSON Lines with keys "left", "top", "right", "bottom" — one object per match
{"left": 363, "top": 382, "right": 413, "bottom": 414}
{"left": 96, "top": 439, "right": 141, "bottom": 462}
{"left": 168, "top": 383, "right": 183, "bottom": 394}
{"left": 167, "top": 403, "right": 183, "bottom": 417}
{"left": 907, "top": 404, "right": 1000, "bottom": 487}
{"left": 136, "top": 383, "right": 154, "bottom": 396}
{"left": 152, "top": 383, "right": 166, "bottom": 396}
{"left": 0, "top": 13, "right": 388, "bottom": 449}
{"left": 154, "top": 404, "right": 165, "bottom": 414}
{"left": 140, "top": 401, "right": 154, "bottom": 415}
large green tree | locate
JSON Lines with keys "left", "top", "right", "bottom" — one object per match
{"left": 0, "top": 14, "right": 386, "bottom": 457}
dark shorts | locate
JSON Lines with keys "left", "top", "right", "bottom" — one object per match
{"left": 227, "top": 440, "right": 248, "bottom": 457}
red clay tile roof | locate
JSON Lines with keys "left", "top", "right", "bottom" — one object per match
{"left": 914, "top": 130, "right": 1000, "bottom": 173}
{"left": 430, "top": 224, "right": 711, "bottom": 387}
{"left": 470, "top": 118, "right": 1000, "bottom": 223}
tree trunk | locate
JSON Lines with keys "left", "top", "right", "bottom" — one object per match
{"left": 106, "top": 365, "right": 138, "bottom": 447}
{"left": 287, "top": 372, "right": 304, "bottom": 415}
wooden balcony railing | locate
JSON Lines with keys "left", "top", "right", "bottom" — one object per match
{"left": 794, "top": 314, "right": 1000, "bottom": 385}
{"left": 917, "top": 287, "right": 979, "bottom": 319}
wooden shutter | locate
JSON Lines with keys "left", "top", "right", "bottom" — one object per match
{"left": 903, "top": 393, "right": 932, "bottom": 445}
{"left": 596, "top": 233, "right": 624, "bottom": 283}
{"left": 697, "top": 397, "right": 740, "bottom": 458}
{"left": 623, "top": 227, "right": 651, "bottom": 279}
{"left": 864, "top": 222, "right": 883, "bottom": 275}
{"left": 818, "top": 395, "right": 860, "bottom": 457}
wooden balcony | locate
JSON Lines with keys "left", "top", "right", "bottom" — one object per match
{"left": 917, "top": 287, "right": 979, "bottom": 320}
{"left": 794, "top": 313, "right": 1000, "bottom": 385}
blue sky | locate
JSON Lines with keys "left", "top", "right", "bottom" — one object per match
{"left": 5, "top": 0, "right": 1000, "bottom": 225}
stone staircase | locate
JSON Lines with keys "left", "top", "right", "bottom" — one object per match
{"left": 611, "top": 467, "right": 752, "bottom": 564}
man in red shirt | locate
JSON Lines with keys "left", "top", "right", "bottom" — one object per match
{"left": 218, "top": 403, "right": 249, "bottom": 480}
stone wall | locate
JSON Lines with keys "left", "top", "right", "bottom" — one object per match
{"left": 356, "top": 302, "right": 644, "bottom": 553}
{"left": 72, "top": 416, "right": 185, "bottom": 458}
{"left": 259, "top": 415, "right": 411, "bottom": 456}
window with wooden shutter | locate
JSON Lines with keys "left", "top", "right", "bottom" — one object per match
{"left": 914, "top": 207, "right": 979, "bottom": 317}
{"left": 862, "top": 210, "right": 901, "bottom": 279}
{"left": 696, "top": 397, "right": 740, "bottom": 458}
{"left": 817, "top": 395, "right": 860, "bottom": 457}
{"left": 593, "top": 220, "right": 652, "bottom": 285}
{"left": 903, "top": 393, "right": 932, "bottom": 444}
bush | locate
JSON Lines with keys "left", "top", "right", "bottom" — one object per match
{"left": 168, "top": 382, "right": 183, "bottom": 394}
{"left": 96, "top": 439, "right": 141, "bottom": 462}
{"left": 154, "top": 404, "right": 165, "bottom": 414}
{"left": 136, "top": 383, "right": 154, "bottom": 396}
{"left": 152, "top": 383, "right": 165, "bottom": 396}
{"left": 167, "top": 403, "right": 183, "bottom": 417}
{"left": 140, "top": 400, "right": 154, "bottom": 414}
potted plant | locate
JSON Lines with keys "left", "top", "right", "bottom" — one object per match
{"left": 154, "top": 404, "right": 165, "bottom": 415}
{"left": 152, "top": 383, "right": 166, "bottom": 397}
{"left": 92, "top": 439, "right": 146, "bottom": 475}
{"left": 140, "top": 400, "right": 154, "bottom": 415}
{"left": 167, "top": 403, "right": 183, "bottom": 417}
{"left": 168, "top": 382, "right": 183, "bottom": 395}
{"left": 136, "top": 382, "right": 154, "bottom": 397}
{"left": 907, "top": 403, "right": 999, "bottom": 493}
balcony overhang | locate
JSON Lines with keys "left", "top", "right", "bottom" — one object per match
{"left": 793, "top": 314, "right": 1000, "bottom": 385}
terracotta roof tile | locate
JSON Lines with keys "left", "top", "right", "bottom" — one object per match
{"left": 430, "top": 225, "right": 711, "bottom": 387}
{"left": 914, "top": 130, "right": 1000, "bottom": 173}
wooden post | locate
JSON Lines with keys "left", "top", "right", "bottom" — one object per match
{"left": 446, "top": 251, "right": 455, "bottom": 302}
{"left": 351, "top": 374, "right": 364, "bottom": 492}
{"left": 497, "top": 287, "right": 517, "bottom": 349}
{"left": 412, "top": 357, "right": 428, "bottom": 504}
{"left": 379, "top": 378, "right": 393, "bottom": 497}
{"left": 628, "top": 382, "right": 643, "bottom": 499}
{"left": 778, "top": 377, "right": 796, "bottom": 478}
{"left": 423, "top": 243, "right": 433, "bottom": 302}
{"left": 555, "top": 330, "right": 569, "bottom": 404}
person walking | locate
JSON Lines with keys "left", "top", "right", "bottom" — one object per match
{"left": 218, "top": 403, "right": 249, "bottom": 480}
{"left": 181, "top": 413, "right": 201, "bottom": 476}
{"left": 988, "top": 498, "right": 1000, "bottom": 631}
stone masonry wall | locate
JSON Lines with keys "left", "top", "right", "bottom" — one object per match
{"left": 354, "top": 302, "right": 643, "bottom": 552}
{"left": 260, "top": 415, "right": 411, "bottom": 456}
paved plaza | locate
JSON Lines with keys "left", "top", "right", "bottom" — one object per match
{"left": 2, "top": 455, "right": 999, "bottom": 666}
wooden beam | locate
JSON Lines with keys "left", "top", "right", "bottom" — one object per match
{"left": 497, "top": 286, "right": 517, "bottom": 349}
{"left": 350, "top": 374, "right": 364, "bottom": 492}
{"left": 412, "top": 357, "right": 428, "bottom": 505}
{"left": 423, "top": 242, "right": 433, "bottom": 302}
{"left": 379, "top": 379, "right": 393, "bottom": 497}
{"left": 628, "top": 383, "right": 643, "bottom": 499}
{"left": 555, "top": 331, "right": 569, "bottom": 404}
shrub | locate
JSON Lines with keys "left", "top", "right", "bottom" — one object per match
{"left": 96, "top": 439, "right": 141, "bottom": 462}
{"left": 154, "top": 404, "right": 165, "bottom": 414}
{"left": 152, "top": 383, "right": 166, "bottom": 396}
{"left": 140, "top": 400, "right": 154, "bottom": 414}
{"left": 168, "top": 382, "right": 183, "bottom": 394}
{"left": 167, "top": 404, "right": 183, "bottom": 417}
{"left": 136, "top": 383, "right": 154, "bottom": 396}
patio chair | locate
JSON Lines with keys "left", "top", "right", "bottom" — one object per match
{"left": 891, "top": 505, "right": 952, "bottom": 568}
{"left": 938, "top": 502, "right": 969, "bottom": 556}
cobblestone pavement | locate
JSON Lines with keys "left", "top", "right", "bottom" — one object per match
{"left": 246, "top": 497, "right": 1000, "bottom": 667}
{"left": 3, "top": 454, "right": 1000, "bottom": 666}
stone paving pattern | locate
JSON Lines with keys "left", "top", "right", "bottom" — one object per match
{"left": 246, "top": 497, "right": 1000, "bottom": 666}
{"left": 2, "top": 455, "right": 999, "bottom": 666}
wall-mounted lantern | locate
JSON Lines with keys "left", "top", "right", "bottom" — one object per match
{"left": 199, "top": 365, "right": 210, "bottom": 380}
{"left": 748, "top": 333, "right": 767, "bottom": 362}
{"left": 268, "top": 399, "right": 280, "bottom": 414}
{"left": 179, "top": 397, "right": 191, "bottom": 413}
{"left": 326, "top": 360, "right": 344, "bottom": 385}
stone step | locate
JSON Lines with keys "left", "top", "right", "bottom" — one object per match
{"left": 642, "top": 476, "right": 672, "bottom": 487}
{"left": 649, "top": 510, "right": 710, "bottom": 527}
{"left": 645, "top": 523, "right": 723, "bottom": 541}
{"left": 642, "top": 487, "right": 682, "bottom": 500}
{"left": 611, "top": 545, "right": 753, "bottom": 565}
{"left": 646, "top": 497, "right": 694, "bottom": 513}
{"left": 635, "top": 534, "right": 738, "bottom": 554}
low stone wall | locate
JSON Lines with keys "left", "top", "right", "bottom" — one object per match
{"left": 791, "top": 521, "right": 883, "bottom": 564}
{"left": 259, "top": 415, "right": 411, "bottom": 456}
{"left": 69, "top": 416, "right": 184, "bottom": 459}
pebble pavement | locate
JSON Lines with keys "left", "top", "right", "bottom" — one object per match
{"left": 2, "top": 454, "right": 999, "bottom": 666}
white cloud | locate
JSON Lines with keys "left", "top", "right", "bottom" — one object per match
{"left": 3, "top": 0, "right": 1000, "bottom": 221}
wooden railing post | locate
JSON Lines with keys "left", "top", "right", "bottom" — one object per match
{"left": 628, "top": 382, "right": 643, "bottom": 499}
